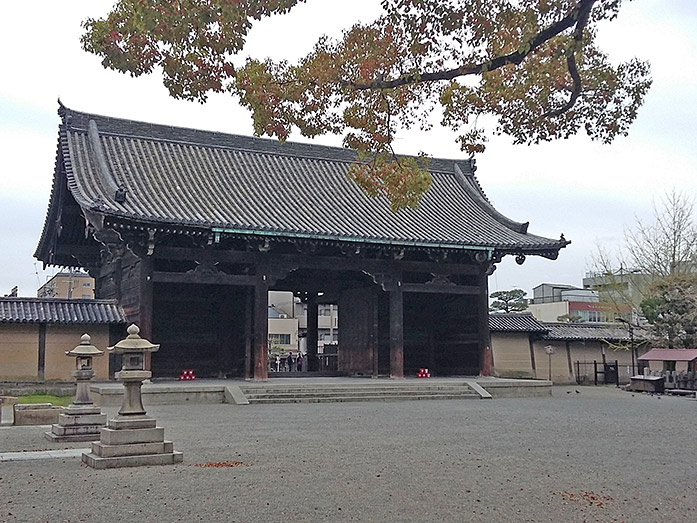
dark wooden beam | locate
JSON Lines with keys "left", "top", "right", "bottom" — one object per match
{"left": 402, "top": 284, "right": 480, "bottom": 295}
{"left": 154, "top": 246, "right": 480, "bottom": 275}
{"left": 152, "top": 271, "right": 255, "bottom": 286}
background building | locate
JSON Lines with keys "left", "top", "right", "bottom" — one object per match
{"left": 0, "top": 297, "right": 125, "bottom": 381}
{"left": 37, "top": 272, "right": 95, "bottom": 300}
{"left": 527, "top": 283, "right": 629, "bottom": 323}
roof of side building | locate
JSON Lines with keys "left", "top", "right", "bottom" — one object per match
{"left": 542, "top": 322, "right": 639, "bottom": 342}
{"left": 489, "top": 313, "right": 548, "bottom": 333}
{"left": 0, "top": 298, "right": 127, "bottom": 324}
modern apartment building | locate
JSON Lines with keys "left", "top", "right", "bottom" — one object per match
{"left": 37, "top": 272, "right": 95, "bottom": 299}
{"left": 527, "top": 283, "right": 626, "bottom": 323}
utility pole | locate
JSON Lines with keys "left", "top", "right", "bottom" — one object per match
{"left": 616, "top": 317, "right": 636, "bottom": 375}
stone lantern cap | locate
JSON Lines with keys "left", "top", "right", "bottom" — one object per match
{"left": 108, "top": 324, "right": 160, "bottom": 354}
{"left": 66, "top": 333, "right": 104, "bottom": 358}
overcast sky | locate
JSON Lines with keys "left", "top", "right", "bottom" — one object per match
{"left": 1, "top": 0, "right": 695, "bottom": 298}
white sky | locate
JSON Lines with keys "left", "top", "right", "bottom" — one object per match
{"left": 0, "top": 0, "right": 695, "bottom": 298}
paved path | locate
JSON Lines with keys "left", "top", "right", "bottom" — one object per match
{"left": 1, "top": 386, "right": 695, "bottom": 522}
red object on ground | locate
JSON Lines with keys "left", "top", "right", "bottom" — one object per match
{"left": 179, "top": 369, "right": 196, "bottom": 381}
{"left": 417, "top": 368, "right": 430, "bottom": 378}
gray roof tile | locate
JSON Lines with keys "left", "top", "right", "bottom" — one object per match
{"left": 37, "top": 105, "right": 568, "bottom": 259}
{"left": 0, "top": 298, "right": 127, "bottom": 324}
{"left": 489, "top": 313, "right": 548, "bottom": 333}
{"left": 542, "top": 322, "right": 642, "bottom": 342}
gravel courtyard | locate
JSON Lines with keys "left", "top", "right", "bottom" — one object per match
{"left": 1, "top": 385, "right": 695, "bottom": 522}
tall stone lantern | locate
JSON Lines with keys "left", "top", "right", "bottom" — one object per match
{"left": 82, "top": 324, "right": 183, "bottom": 468}
{"left": 45, "top": 333, "right": 107, "bottom": 442}
{"left": 111, "top": 323, "right": 160, "bottom": 417}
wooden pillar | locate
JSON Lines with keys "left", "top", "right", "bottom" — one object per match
{"left": 218, "top": 290, "right": 234, "bottom": 378}
{"left": 139, "top": 256, "right": 154, "bottom": 372}
{"left": 528, "top": 336, "right": 537, "bottom": 377}
{"left": 372, "top": 294, "right": 379, "bottom": 378}
{"left": 566, "top": 340, "right": 574, "bottom": 381}
{"left": 253, "top": 271, "right": 269, "bottom": 380}
{"left": 38, "top": 323, "right": 46, "bottom": 382}
{"left": 389, "top": 282, "right": 404, "bottom": 379}
{"left": 244, "top": 287, "right": 253, "bottom": 380}
{"left": 306, "top": 293, "right": 319, "bottom": 371}
{"left": 478, "top": 268, "right": 490, "bottom": 375}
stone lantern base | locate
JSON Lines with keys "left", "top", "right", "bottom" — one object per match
{"left": 45, "top": 404, "right": 106, "bottom": 442}
{"left": 82, "top": 415, "right": 182, "bottom": 469}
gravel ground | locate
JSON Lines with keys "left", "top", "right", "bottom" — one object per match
{"left": 1, "top": 385, "right": 695, "bottom": 522}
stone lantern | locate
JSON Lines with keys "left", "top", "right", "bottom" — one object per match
{"left": 82, "top": 324, "right": 182, "bottom": 468}
{"left": 45, "top": 333, "right": 106, "bottom": 442}
{"left": 110, "top": 323, "right": 160, "bottom": 417}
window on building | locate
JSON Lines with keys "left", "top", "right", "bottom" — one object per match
{"left": 82, "top": 282, "right": 91, "bottom": 287}
{"left": 268, "top": 334, "right": 291, "bottom": 345}
{"left": 663, "top": 361, "right": 676, "bottom": 372}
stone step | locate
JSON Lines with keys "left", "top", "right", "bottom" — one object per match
{"left": 236, "top": 382, "right": 480, "bottom": 404}
{"left": 246, "top": 393, "right": 479, "bottom": 404}
{"left": 240, "top": 385, "right": 473, "bottom": 394}
{"left": 244, "top": 389, "right": 478, "bottom": 400}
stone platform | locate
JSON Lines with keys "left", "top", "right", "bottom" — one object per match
{"left": 45, "top": 404, "right": 106, "bottom": 442}
{"left": 90, "top": 377, "right": 552, "bottom": 406}
{"left": 82, "top": 415, "right": 183, "bottom": 469}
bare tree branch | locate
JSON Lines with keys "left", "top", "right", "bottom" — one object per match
{"left": 542, "top": 0, "right": 594, "bottom": 117}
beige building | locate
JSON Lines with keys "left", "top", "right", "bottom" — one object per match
{"left": 489, "top": 313, "right": 648, "bottom": 384}
{"left": 0, "top": 298, "right": 126, "bottom": 381}
{"left": 268, "top": 291, "right": 339, "bottom": 353}
{"left": 38, "top": 272, "right": 95, "bottom": 300}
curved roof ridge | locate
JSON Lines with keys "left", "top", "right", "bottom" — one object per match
{"left": 59, "top": 105, "right": 469, "bottom": 176}
{"left": 452, "top": 164, "right": 529, "bottom": 234}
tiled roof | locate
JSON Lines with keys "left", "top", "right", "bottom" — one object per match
{"left": 542, "top": 322, "right": 638, "bottom": 342}
{"left": 638, "top": 348, "right": 697, "bottom": 362}
{"left": 0, "top": 298, "right": 126, "bottom": 324}
{"left": 489, "top": 313, "right": 548, "bottom": 333}
{"left": 36, "top": 104, "right": 568, "bottom": 261}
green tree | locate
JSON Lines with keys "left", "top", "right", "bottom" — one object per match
{"left": 81, "top": 0, "right": 651, "bottom": 211}
{"left": 490, "top": 289, "right": 528, "bottom": 313}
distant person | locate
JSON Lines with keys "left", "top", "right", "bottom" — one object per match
{"left": 297, "top": 354, "right": 303, "bottom": 372}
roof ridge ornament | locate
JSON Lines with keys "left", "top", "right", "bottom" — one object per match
{"left": 88, "top": 120, "right": 124, "bottom": 202}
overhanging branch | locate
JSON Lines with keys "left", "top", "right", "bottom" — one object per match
{"left": 342, "top": 0, "right": 597, "bottom": 92}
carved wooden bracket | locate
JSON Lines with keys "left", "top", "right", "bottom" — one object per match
{"left": 267, "top": 263, "right": 298, "bottom": 286}
{"left": 426, "top": 273, "right": 456, "bottom": 286}
{"left": 366, "top": 271, "right": 402, "bottom": 292}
